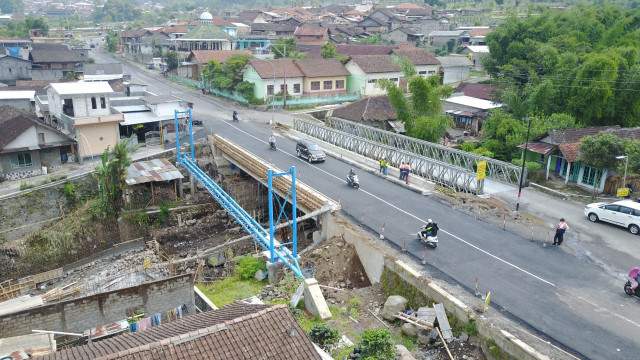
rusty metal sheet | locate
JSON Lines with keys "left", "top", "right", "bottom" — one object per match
{"left": 83, "top": 319, "right": 129, "bottom": 340}
{"left": 125, "top": 159, "right": 184, "bottom": 185}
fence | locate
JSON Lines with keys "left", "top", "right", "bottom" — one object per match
{"left": 208, "top": 87, "right": 249, "bottom": 104}
{"left": 167, "top": 74, "right": 203, "bottom": 89}
{"left": 325, "top": 117, "right": 523, "bottom": 185}
{"left": 294, "top": 118, "right": 481, "bottom": 193}
{"left": 268, "top": 92, "right": 360, "bottom": 107}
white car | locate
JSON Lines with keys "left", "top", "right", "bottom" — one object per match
{"left": 584, "top": 200, "right": 640, "bottom": 234}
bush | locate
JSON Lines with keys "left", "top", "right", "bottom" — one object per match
{"left": 156, "top": 202, "right": 170, "bottom": 227}
{"left": 234, "top": 81, "right": 255, "bottom": 100}
{"left": 472, "top": 147, "right": 494, "bottom": 158}
{"left": 20, "top": 182, "right": 35, "bottom": 190}
{"left": 63, "top": 182, "right": 76, "bottom": 207}
{"left": 248, "top": 97, "right": 264, "bottom": 105}
{"left": 359, "top": 329, "right": 395, "bottom": 359}
{"left": 235, "top": 255, "right": 266, "bottom": 280}
{"left": 460, "top": 142, "right": 477, "bottom": 152}
{"left": 308, "top": 324, "right": 339, "bottom": 350}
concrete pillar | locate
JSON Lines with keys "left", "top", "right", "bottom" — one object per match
{"left": 312, "top": 207, "right": 331, "bottom": 244}
{"left": 189, "top": 174, "right": 196, "bottom": 195}
{"left": 546, "top": 156, "right": 551, "bottom": 180}
{"left": 303, "top": 278, "right": 331, "bottom": 320}
{"left": 565, "top": 162, "right": 571, "bottom": 185}
{"left": 266, "top": 261, "right": 284, "bottom": 284}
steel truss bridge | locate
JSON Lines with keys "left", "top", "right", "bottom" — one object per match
{"left": 294, "top": 118, "right": 483, "bottom": 194}
{"left": 324, "top": 117, "right": 524, "bottom": 185}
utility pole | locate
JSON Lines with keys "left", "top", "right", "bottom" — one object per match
{"left": 283, "top": 43, "right": 287, "bottom": 110}
{"left": 516, "top": 118, "right": 532, "bottom": 212}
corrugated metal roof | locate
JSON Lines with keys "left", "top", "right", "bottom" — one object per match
{"left": 125, "top": 158, "right": 184, "bottom": 185}
{"left": 444, "top": 95, "right": 502, "bottom": 110}
{"left": 84, "top": 319, "right": 129, "bottom": 340}
{"left": 48, "top": 82, "right": 114, "bottom": 95}
{"left": 516, "top": 141, "right": 557, "bottom": 156}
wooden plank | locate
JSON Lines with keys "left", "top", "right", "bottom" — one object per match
{"left": 434, "top": 303, "right": 453, "bottom": 340}
{"left": 394, "top": 312, "right": 433, "bottom": 330}
{"left": 417, "top": 307, "right": 436, "bottom": 325}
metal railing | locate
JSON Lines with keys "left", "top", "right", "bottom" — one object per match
{"left": 294, "top": 118, "right": 482, "bottom": 193}
{"left": 325, "top": 117, "right": 524, "bottom": 184}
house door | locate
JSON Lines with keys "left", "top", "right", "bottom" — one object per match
{"left": 555, "top": 157, "right": 563, "bottom": 172}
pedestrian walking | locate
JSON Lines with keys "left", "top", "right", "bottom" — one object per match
{"left": 399, "top": 162, "right": 406, "bottom": 180}
{"left": 553, "top": 218, "right": 568, "bottom": 245}
{"left": 405, "top": 163, "right": 411, "bottom": 184}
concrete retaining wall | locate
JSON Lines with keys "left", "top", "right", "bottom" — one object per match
{"left": 327, "top": 212, "right": 549, "bottom": 360}
{"left": 0, "top": 274, "right": 195, "bottom": 338}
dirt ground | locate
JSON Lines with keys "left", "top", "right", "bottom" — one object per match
{"left": 300, "top": 236, "right": 488, "bottom": 360}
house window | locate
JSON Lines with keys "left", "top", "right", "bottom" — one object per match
{"left": 367, "top": 79, "right": 377, "bottom": 84}
{"left": 91, "top": 97, "right": 97, "bottom": 109}
{"left": 389, "top": 78, "right": 398, "bottom": 82}
{"left": 11, "top": 152, "right": 32, "bottom": 168}
{"left": 38, "top": 133, "right": 45, "bottom": 144}
{"left": 335, "top": 80, "right": 344, "bottom": 89}
{"left": 418, "top": 71, "right": 427, "bottom": 75}
{"left": 581, "top": 166, "right": 600, "bottom": 186}
{"left": 311, "top": 81, "right": 320, "bottom": 90}
{"left": 323, "top": 81, "right": 332, "bottom": 90}
{"left": 293, "top": 83, "right": 300, "bottom": 93}
{"left": 267, "top": 85, "right": 274, "bottom": 95}
{"left": 100, "top": 97, "right": 106, "bottom": 109}
{"left": 428, "top": 71, "right": 435, "bottom": 75}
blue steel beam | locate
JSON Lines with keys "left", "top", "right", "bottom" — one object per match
{"left": 173, "top": 110, "right": 303, "bottom": 278}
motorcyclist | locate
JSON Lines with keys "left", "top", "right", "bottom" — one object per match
{"left": 348, "top": 168, "right": 356, "bottom": 183}
{"left": 269, "top": 134, "right": 276, "bottom": 148}
{"left": 232, "top": 111, "right": 238, "bottom": 121}
{"left": 421, "top": 219, "right": 439, "bottom": 239}
{"left": 629, "top": 266, "right": 640, "bottom": 295}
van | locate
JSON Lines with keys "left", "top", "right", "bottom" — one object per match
{"left": 584, "top": 200, "right": 640, "bottom": 234}
{"left": 296, "top": 140, "right": 326, "bottom": 163}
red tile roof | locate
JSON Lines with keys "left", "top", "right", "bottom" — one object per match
{"left": 89, "top": 305, "right": 320, "bottom": 360}
{"left": 392, "top": 48, "right": 439, "bottom": 65}
{"left": 212, "top": 17, "right": 235, "bottom": 27}
{"left": 533, "top": 126, "right": 621, "bottom": 145}
{"left": 294, "top": 58, "right": 350, "bottom": 77}
{"left": 453, "top": 83, "right": 499, "bottom": 101}
{"left": 187, "top": 50, "right": 252, "bottom": 64}
{"left": 468, "top": 28, "right": 492, "bottom": 37}
{"left": 558, "top": 142, "right": 580, "bottom": 162}
{"left": 246, "top": 59, "right": 305, "bottom": 79}
{"left": 348, "top": 55, "right": 402, "bottom": 73}
{"left": 0, "top": 106, "right": 74, "bottom": 151}
{"left": 36, "top": 302, "right": 274, "bottom": 360}
{"left": 332, "top": 96, "right": 396, "bottom": 122}
{"left": 294, "top": 24, "right": 329, "bottom": 36}
{"left": 162, "top": 25, "right": 189, "bottom": 34}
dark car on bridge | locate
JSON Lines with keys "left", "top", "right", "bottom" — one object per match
{"left": 296, "top": 140, "right": 326, "bottom": 163}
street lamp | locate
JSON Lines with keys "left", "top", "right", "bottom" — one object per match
{"left": 616, "top": 155, "right": 629, "bottom": 190}
{"left": 516, "top": 117, "right": 533, "bottom": 212}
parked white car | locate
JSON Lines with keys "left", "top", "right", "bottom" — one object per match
{"left": 584, "top": 200, "right": 640, "bottom": 234}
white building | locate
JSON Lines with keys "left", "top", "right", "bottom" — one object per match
{"left": 435, "top": 56, "right": 473, "bottom": 84}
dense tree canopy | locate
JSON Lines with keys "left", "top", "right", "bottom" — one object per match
{"left": 93, "top": 0, "right": 141, "bottom": 22}
{"left": 0, "top": 17, "right": 48, "bottom": 37}
{"left": 0, "top": 0, "right": 24, "bottom": 15}
{"left": 484, "top": 4, "right": 640, "bottom": 127}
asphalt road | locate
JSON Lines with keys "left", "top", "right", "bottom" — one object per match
{"left": 93, "top": 49, "right": 640, "bottom": 359}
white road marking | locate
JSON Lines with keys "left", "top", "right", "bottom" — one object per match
{"left": 222, "top": 121, "right": 556, "bottom": 287}
{"left": 576, "top": 295, "right": 640, "bottom": 329}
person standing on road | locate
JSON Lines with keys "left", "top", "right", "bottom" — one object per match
{"left": 629, "top": 267, "right": 640, "bottom": 295}
{"left": 404, "top": 162, "right": 411, "bottom": 184}
{"left": 553, "top": 218, "right": 568, "bottom": 245}
{"left": 399, "top": 162, "right": 406, "bottom": 180}
{"left": 379, "top": 158, "right": 387, "bottom": 175}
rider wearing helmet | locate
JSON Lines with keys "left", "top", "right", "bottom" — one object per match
{"left": 422, "top": 219, "right": 439, "bottom": 238}
{"left": 269, "top": 134, "right": 276, "bottom": 148}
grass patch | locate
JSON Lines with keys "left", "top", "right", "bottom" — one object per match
{"left": 392, "top": 333, "right": 417, "bottom": 352}
{"left": 20, "top": 182, "right": 35, "bottom": 190}
{"left": 196, "top": 275, "right": 265, "bottom": 307}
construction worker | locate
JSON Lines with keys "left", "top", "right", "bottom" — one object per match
{"left": 379, "top": 158, "right": 388, "bottom": 175}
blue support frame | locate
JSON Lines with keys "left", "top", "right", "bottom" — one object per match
{"left": 267, "top": 167, "right": 298, "bottom": 263}
{"left": 174, "top": 110, "right": 304, "bottom": 278}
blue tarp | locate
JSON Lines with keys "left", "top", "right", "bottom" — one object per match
{"left": 8, "top": 47, "right": 20, "bottom": 58}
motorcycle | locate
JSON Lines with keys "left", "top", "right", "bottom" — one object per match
{"left": 347, "top": 174, "right": 359, "bottom": 189}
{"left": 269, "top": 141, "right": 277, "bottom": 151}
{"left": 232, "top": 113, "right": 239, "bottom": 122}
{"left": 417, "top": 226, "right": 438, "bottom": 248}
{"left": 624, "top": 280, "right": 640, "bottom": 298}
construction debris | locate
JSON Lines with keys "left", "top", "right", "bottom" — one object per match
{"left": 42, "top": 282, "right": 84, "bottom": 303}
{"left": 434, "top": 303, "right": 453, "bottom": 340}
{"left": 394, "top": 312, "right": 434, "bottom": 330}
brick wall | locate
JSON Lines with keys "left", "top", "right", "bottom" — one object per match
{"left": 0, "top": 274, "right": 194, "bottom": 338}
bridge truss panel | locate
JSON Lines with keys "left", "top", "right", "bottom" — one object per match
{"left": 294, "top": 119, "right": 480, "bottom": 193}
{"left": 324, "top": 117, "right": 523, "bottom": 184}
